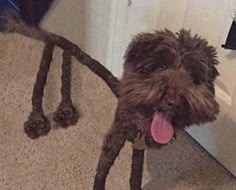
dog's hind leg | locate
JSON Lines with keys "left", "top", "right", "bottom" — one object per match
{"left": 24, "top": 41, "right": 55, "bottom": 139}
{"left": 130, "top": 149, "right": 145, "bottom": 190}
{"left": 93, "top": 112, "right": 128, "bottom": 190}
{"left": 53, "top": 50, "right": 79, "bottom": 127}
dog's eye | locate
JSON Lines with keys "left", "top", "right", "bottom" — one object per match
{"left": 141, "top": 63, "right": 157, "bottom": 73}
{"left": 141, "top": 59, "right": 164, "bottom": 73}
{"left": 140, "top": 63, "right": 167, "bottom": 74}
{"left": 191, "top": 73, "right": 201, "bottom": 85}
{"left": 193, "top": 78, "right": 201, "bottom": 85}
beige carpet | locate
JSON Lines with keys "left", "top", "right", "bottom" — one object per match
{"left": 0, "top": 33, "right": 236, "bottom": 190}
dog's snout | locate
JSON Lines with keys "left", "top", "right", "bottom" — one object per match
{"left": 164, "top": 98, "right": 179, "bottom": 109}
{"left": 157, "top": 94, "right": 180, "bottom": 115}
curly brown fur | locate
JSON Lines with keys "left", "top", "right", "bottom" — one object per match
{"left": 24, "top": 112, "right": 51, "bottom": 139}
{"left": 24, "top": 41, "right": 54, "bottom": 139}
{"left": 94, "top": 29, "right": 219, "bottom": 190}
{"left": 53, "top": 50, "right": 79, "bottom": 128}
{"left": 53, "top": 102, "right": 79, "bottom": 128}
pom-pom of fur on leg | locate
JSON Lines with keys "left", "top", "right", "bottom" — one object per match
{"left": 24, "top": 112, "right": 51, "bottom": 139}
{"left": 53, "top": 102, "right": 79, "bottom": 128}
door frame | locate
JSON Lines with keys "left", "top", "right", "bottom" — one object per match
{"left": 106, "top": 0, "right": 129, "bottom": 78}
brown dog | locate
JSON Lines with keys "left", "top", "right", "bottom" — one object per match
{"left": 1, "top": 11, "right": 220, "bottom": 190}
{"left": 93, "top": 29, "right": 220, "bottom": 190}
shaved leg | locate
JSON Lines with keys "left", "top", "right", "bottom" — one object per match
{"left": 130, "top": 149, "right": 145, "bottom": 190}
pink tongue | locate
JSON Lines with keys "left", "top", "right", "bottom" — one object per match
{"left": 151, "top": 112, "right": 174, "bottom": 144}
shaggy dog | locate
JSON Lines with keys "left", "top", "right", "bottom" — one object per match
{"left": 93, "top": 29, "right": 220, "bottom": 190}
{"left": 2, "top": 11, "right": 220, "bottom": 190}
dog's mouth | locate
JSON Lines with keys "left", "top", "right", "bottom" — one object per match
{"left": 150, "top": 112, "right": 174, "bottom": 144}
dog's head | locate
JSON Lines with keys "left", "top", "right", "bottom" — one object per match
{"left": 120, "top": 29, "right": 219, "bottom": 144}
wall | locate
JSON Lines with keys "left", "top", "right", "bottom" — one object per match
{"left": 41, "top": 0, "right": 112, "bottom": 66}
{"left": 41, "top": 0, "right": 86, "bottom": 47}
{"left": 83, "top": 0, "right": 111, "bottom": 65}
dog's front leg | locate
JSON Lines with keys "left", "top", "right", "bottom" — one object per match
{"left": 130, "top": 148, "right": 145, "bottom": 190}
{"left": 93, "top": 113, "right": 128, "bottom": 190}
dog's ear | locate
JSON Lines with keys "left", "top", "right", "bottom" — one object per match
{"left": 205, "top": 46, "right": 219, "bottom": 80}
{"left": 178, "top": 29, "right": 219, "bottom": 80}
{"left": 124, "top": 30, "right": 177, "bottom": 73}
{"left": 206, "top": 47, "right": 219, "bottom": 93}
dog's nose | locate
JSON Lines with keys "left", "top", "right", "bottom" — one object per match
{"left": 161, "top": 98, "right": 179, "bottom": 110}
{"left": 166, "top": 101, "right": 175, "bottom": 108}
{"left": 166, "top": 99, "right": 177, "bottom": 109}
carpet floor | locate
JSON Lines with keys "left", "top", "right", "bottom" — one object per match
{"left": 0, "top": 33, "right": 236, "bottom": 190}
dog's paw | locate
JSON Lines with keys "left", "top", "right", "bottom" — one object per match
{"left": 24, "top": 112, "right": 51, "bottom": 139}
{"left": 53, "top": 103, "right": 79, "bottom": 128}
